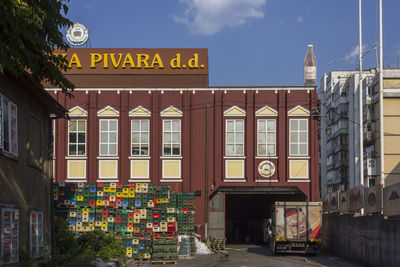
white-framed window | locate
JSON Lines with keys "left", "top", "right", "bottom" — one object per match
{"left": 225, "top": 119, "right": 244, "bottom": 156}
{"left": 30, "top": 211, "right": 43, "bottom": 258}
{"left": 99, "top": 119, "right": 118, "bottom": 156}
{"left": 0, "top": 94, "right": 18, "bottom": 155}
{"left": 68, "top": 120, "right": 86, "bottom": 156}
{"left": 1, "top": 208, "right": 19, "bottom": 264}
{"left": 131, "top": 119, "right": 149, "bottom": 156}
{"left": 163, "top": 119, "right": 181, "bottom": 156}
{"left": 289, "top": 119, "right": 308, "bottom": 156}
{"left": 257, "top": 119, "right": 276, "bottom": 156}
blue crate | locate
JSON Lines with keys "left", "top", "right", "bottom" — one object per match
{"left": 76, "top": 217, "right": 82, "bottom": 222}
{"left": 135, "top": 201, "right": 141, "bottom": 207}
{"left": 70, "top": 200, "right": 77, "bottom": 205}
{"left": 89, "top": 217, "right": 95, "bottom": 222}
{"left": 138, "top": 244, "right": 145, "bottom": 250}
{"left": 90, "top": 187, "right": 97, "bottom": 193}
{"left": 122, "top": 201, "right": 129, "bottom": 207}
{"left": 69, "top": 221, "right": 76, "bottom": 226}
{"left": 126, "top": 243, "right": 133, "bottom": 247}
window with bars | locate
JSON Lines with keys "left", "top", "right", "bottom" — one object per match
{"left": 257, "top": 119, "right": 276, "bottom": 156}
{"left": 1, "top": 208, "right": 19, "bottom": 264}
{"left": 68, "top": 120, "right": 86, "bottom": 156}
{"left": 30, "top": 211, "right": 43, "bottom": 258}
{"left": 225, "top": 119, "right": 244, "bottom": 156}
{"left": 289, "top": 119, "right": 308, "bottom": 156}
{"left": 0, "top": 94, "right": 18, "bottom": 155}
{"left": 163, "top": 119, "right": 181, "bottom": 156}
{"left": 131, "top": 119, "right": 149, "bottom": 156}
{"left": 99, "top": 119, "right": 118, "bottom": 156}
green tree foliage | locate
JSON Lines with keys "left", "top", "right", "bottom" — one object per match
{"left": 0, "top": 0, "right": 74, "bottom": 95}
{"left": 53, "top": 218, "right": 125, "bottom": 266}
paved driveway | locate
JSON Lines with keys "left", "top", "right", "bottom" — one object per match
{"left": 128, "top": 244, "right": 363, "bottom": 267}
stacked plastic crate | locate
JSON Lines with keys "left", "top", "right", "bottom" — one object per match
{"left": 53, "top": 182, "right": 195, "bottom": 261}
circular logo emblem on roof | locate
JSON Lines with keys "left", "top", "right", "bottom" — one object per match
{"left": 258, "top": 160, "right": 275, "bottom": 178}
{"left": 66, "top": 23, "right": 89, "bottom": 46}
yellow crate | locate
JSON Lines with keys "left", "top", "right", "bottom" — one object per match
{"left": 128, "top": 193, "right": 135, "bottom": 198}
{"left": 129, "top": 188, "right": 135, "bottom": 193}
{"left": 134, "top": 218, "right": 140, "bottom": 224}
{"left": 126, "top": 247, "right": 132, "bottom": 252}
{"left": 123, "top": 193, "right": 129, "bottom": 197}
{"left": 109, "top": 187, "right": 116, "bottom": 192}
{"left": 77, "top": 196, "right": 84, "bottom": 201}
{"left": 162, "top": 198, "right": 169, "bottom": 203}
{"left": 82, "top": 208, "right": 89, "bottom": 212}
{"left": 156, "top": 199, "right": 162, "bottom": 204}
{"left": 136, "top": 183, "right": 142, "bottom": 188}
{"left": 96, "top": 200, "right": 103, "bottom": 206}
{"left": 167, "top": 208, "right": 175, "bottom": 213}
{"left": 123, "top": 188, "right": 129, "bottom": 193}
{"left": 89, "top": 222, "right": 95, "bottom": 227}
{"left": 167, "top": 217, "right": 176, "bottom": 222}
{"left": 116, "top": 192, "right": 123, "bottom": 197}
{"left": 101, "top": 222, "right": 108, "bottom": 227}
{"left": 103, "top": 187, "right": 110, "bottom": 192}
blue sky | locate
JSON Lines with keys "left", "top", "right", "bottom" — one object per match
{"left": 66, "top": 0, "right": 400, "bottom": 87}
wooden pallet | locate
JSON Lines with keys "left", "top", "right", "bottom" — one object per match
{"left": 151, "top": 260, "right": 178, "bottom": 264}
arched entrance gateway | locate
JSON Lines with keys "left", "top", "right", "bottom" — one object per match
{"left": 209, "top": 187, "right": 307, "bottom": 244}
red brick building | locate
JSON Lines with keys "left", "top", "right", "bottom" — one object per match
{"left": 47, "top": 48, "right": 319, "bottom": 242}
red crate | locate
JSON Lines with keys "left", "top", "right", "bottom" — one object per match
{"left": 152, "top": 213, "right": 160, "bottom": 218}
{"left": 109, "top": 201, "right": 116, "bottom": 206}
{"left": 89, "top": 201, "right": 96, "bottom": 206}
{"left": 115, "top": 217, "right": 122, "bottom": 223}
{"left": 117, "top": 183, "right": 123, "bottom": 188}
{"left": 97, "top": 182, "right": 104, "bottom": 187}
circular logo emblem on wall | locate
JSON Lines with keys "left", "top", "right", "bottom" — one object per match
{"left": 66, "top": 22, "right": 89, "bottom": 46}
{"left": 258, "top": 160, "right": 275, "bottom": 178}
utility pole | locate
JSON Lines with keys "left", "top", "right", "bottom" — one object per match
{"left": 359, "top": 0, "right": 364, "bottom": 188}
{"left": 379, "top": 0, "right": 384, "bottom": 187}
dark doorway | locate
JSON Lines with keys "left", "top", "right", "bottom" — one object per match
{"left": 225, "top": 193, "right": 306, "bottom": 244}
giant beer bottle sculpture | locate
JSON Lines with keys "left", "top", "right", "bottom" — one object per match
{"left": 304, "top": 45, "right": 316, "bottom": 86}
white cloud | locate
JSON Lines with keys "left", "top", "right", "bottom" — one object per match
{"left": 345, "top": 44, "right": 368, "bottom": 62}
{"left": 174, "top": 0, "right": 267, "bottom": 36}
{"left": 297, "top": 16, "right": 303, "bottom": 23}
